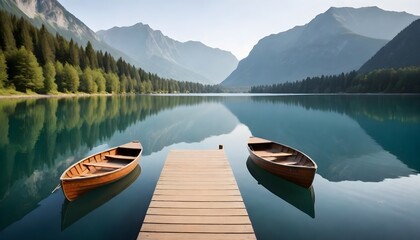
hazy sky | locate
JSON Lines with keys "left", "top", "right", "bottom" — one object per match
{"left": 58, "top": 0, "right": 420, "bottom": 59}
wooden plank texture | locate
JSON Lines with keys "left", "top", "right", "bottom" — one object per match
{"left": 138, "top": 149, "right": 255, "bottom": 240}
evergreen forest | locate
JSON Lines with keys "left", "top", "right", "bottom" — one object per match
{"left": 250, "top": 68, "right": 420, "bottom": 93}
{"left": 0, "top": 10, "right": 221, "bottom": 95}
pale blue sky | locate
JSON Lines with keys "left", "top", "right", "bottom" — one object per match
{"left": 58, "top": 0, "right": 420, "bottom": 59}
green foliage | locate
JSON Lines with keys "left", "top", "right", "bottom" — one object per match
{"left": 0, "top": 51, "right": 7, "bottom": 88}
{"left": 105, "top": 72, "right": 119, "bottom": 93}
{"left": 120, "top": 74, "right": 128, "bottom": 93}
{"left": 14, "top": 18, "right": 33, "bottom": 52}
{"left": 43, "top": 61, "right": 57, "bottom": 93}
{"left": 80, "top": 67, "right": 97, "bottom": 93}
{"left": 68, "top": 39, "right": 80, "bottom": 66}
{"left": 85, "top": 41, "right": 98, "bottom": 69}
{"left": 61, "top": 63, "right": 79, "bottom": 93}
{"left": 0, "top": 12, "right": 16, "bottom": 51}
{"left": 251, "top": 67, "right": 420, "bottom": 93}
{"left": 54, "top": 61, "right": 64, "bottom": 92}
{"left": 6, "top": 46, "right": 44, "bottom": 93}
{"left": 92, "top": 69, "right": 105, "bottom": 93}
{"left": 37, "top": 25, "right": 55, "bottom": 65}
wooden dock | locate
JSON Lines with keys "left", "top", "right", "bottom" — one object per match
{"left": 138, "top": 148, "right": 256, "bottom": 240}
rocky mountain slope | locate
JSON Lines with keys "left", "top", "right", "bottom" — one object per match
{"left": 222, "top": 7, "right": 419, "bottom": 88}
{"left": 359, "top": 19, "right": 420, "bottom": 72}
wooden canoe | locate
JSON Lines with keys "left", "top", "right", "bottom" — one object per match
{"left": 60, "top": 141, "right": 142, "bottom": 201}
{"left": 247, "top": 136, "right": 317, "bottom": 188}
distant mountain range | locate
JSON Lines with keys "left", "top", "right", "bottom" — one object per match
{"left": 1, "top": 0, "right": 238, "bottom": 84}
{"left": 359, "top": 19, "right": 420, "bottom": 72}
{"left": 222, "top": 7, "right": 419, "bottom": 88}
{"left": 97, "top": 23, "right": 238, "bottom": 84}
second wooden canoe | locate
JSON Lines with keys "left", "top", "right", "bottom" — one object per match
{"left": 60, "top": 141, "right": 142, "bottom": 201}
{"left": 247, "top": 136, "right": 317, "bottom": 188}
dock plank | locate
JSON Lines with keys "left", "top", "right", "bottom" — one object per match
{"left": 146, "top": 208, "right": 248, "bottom": 216}
{"left": 138, "top": 149, "right": 255, "bottom": 239}
{"left": 149, "top": 201, "right": 246, "bottom": 209}
{"left": 138, "top": 232, "right": 256, "bottom": 240}
{"left": 154, "top": 189, "right": 241, "bottom": 196}
{"left": 143, "top": 215, "right": 252, "bottom": 224}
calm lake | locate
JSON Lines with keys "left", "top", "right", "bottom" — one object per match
{"left": 0, "top": 94, "right": 419, "bottom": 239}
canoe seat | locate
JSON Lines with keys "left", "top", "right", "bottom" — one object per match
{"left": 277, "top": 160, "right": 299, "bottom": 165}
{"left": 256, "top": 151, "right": 295, "bottom": 157}
{"left": 265, "top": 158, "right": 298, "bottom": 165}
{"left": 79, "top": 173, "right": 95, "bottom": 177}
{"left": 105, "top": 155, "right": 136, "bottom": 161}
{"left": 83, "top": 162, "right": 123, "bottom": 169}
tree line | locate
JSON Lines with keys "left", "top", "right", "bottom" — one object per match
{"left": 0, "top": 10, "right": 221, "bottom": 94}
{"left": 250, "top": 67, "right": 420, "bottom": 93}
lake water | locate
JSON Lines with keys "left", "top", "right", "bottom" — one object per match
{"left": 0, "top": 94, "right": 419, "bottom": 239}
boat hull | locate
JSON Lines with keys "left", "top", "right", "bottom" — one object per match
{"left": 61, "top": 165, "right": 141, "bottom": 229}
{"left": 247, "top": 137, "right": 316, "bottom": 188}
{"left": 60, "top": 141, "right": 142, "bottom": 201}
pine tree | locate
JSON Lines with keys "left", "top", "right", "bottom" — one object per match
{"left": 0, "top": 11, "right": 16, "bottom": 51}
{"left": 55, "top": 34, "right": 69, "bottom": 63}
{"left": 38, "top": 25, "right": 55, "bottom": 65}
{"left": 0, "top": 51, "right": 7, "bottom": 89}
{"left": 43, "top": 61, "right": 57, "bottom": 93}
{"left": 85, "top": 41, "right": 98, "bottom": 69}
{"left": 15, "top": 18, "right": 33, "bottom": 52}
{"left": 69, "top": 39, "right": 80, "bottom": 66}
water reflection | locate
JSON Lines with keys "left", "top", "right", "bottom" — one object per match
{"left": 0, "top": 94, "right": 419, "bottom": 239}
{"left": 225, "top": 95, "right": 420, "bottom": 182}
{"left": 246, "top": 158, "right": 315, "bottom": 218}
{"left": 0, "top": 95, "right": 237, "bottom": 230}
{"left": 0, "top": 96, "right": 180, "bottom": 230}
{"left": 61, "top": 165, "right": 141, "bottom": 230}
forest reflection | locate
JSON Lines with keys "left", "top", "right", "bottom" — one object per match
{"left": 0, "top": 95, "right": 222, "bottom": 230}
{"left": 0, "top": 96, "right": 227, "bottom": 195}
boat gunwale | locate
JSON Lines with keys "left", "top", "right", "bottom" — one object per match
{"left": 247, "top": 137, "right": 318, "bottom": 170}
{"left": 60, "top": 143, "right": 142, "bottom": 181}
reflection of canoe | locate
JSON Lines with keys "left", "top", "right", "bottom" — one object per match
{"left": 247, "top": 158, "right": 315, "bottom": 218}
{"left": 61, "top": 165, "right": 141, "bottom": 230}
{"left": 247, "top": 136, "right": 317, "bottom": 188}
{"left": 60, "top": 141, "right": 142, "bottom": 201}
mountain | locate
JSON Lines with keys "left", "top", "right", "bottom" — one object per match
{"left": 222, "top": 7, "right": 419, "bottom": 88}
{"left": 0, "top": 0, "right": 136, "bottom": 66}
{"left": 97, "top": 23, "right": 238, "bottom": 84}
{"left": 359, "top": 19, "right": 420, "bottom": 72}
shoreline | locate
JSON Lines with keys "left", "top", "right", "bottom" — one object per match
{"left": 0, "top": 92, "right": 419, "bottom": 100}
{"left": 0, "top": 93, "right": 116, "bottom": 99}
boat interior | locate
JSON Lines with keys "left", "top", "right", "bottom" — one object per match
{"left": 249, "top": 142, "right": 313, "bottom": 167}
{"left": 64, "top": 146, "right": 141, "bottom": 179}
